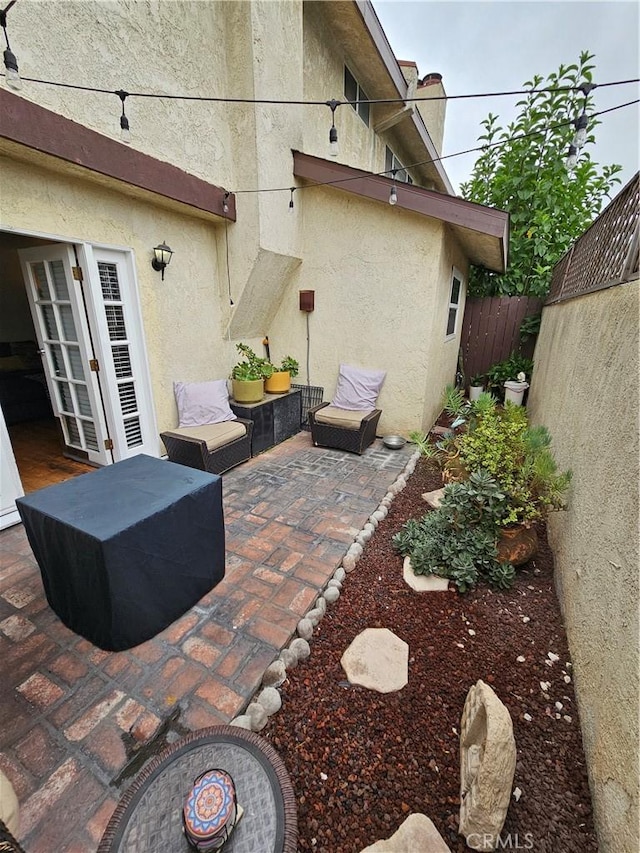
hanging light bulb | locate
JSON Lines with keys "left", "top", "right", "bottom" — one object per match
{"left": 389, "top": 170, "right": 398, "bottom": 205}
{"left": 116, "top": 90, "right": 131, "bottom": 144}
{"left": 326, "top": 99, "right": 340, "bottom": 158}
{"left": 565, "top": 144, "right": 578, "bottom": 174}
{"left": 1, "top": 9, "right": 22, "bottom": 91}
{"left": 573, "top": 112, "right": 588, "bottom": 150}
{"left": 289, "top": 187, "right": 295, "bottom": 212}
{"left": 223, "top": 192, "right": 230, "bottom": 214}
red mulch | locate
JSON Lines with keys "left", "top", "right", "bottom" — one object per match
{"left": 262, "top": 456, "right": 598, "bottom": 853}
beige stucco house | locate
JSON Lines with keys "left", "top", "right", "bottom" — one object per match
{"left": 0, "top": 0, "right": 507, "bottom": 527}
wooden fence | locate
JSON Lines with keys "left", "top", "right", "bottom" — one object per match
{"left": 460, "top": 295, "right": 542, "bottom": 381}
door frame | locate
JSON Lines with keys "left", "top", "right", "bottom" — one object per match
{"left": 0, "top": 226, "right": 159, "bottom": 528}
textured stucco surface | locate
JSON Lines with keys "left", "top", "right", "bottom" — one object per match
{"left": 267, "top": 186, "right": 467, "bottom": 435}
{"left": 527, "top": 280, "right": 640, "bottom": 853}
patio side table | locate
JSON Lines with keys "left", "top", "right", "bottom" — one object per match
{"left": 230, "top": 390, "right": 301, "bottom": 456}
{"left": 98, "top": 726, "right": 298, "bottom": 853}
{"left": 16, "top": 454, "right": 225, "bottom": 651}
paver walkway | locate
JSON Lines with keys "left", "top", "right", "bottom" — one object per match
{"left": 0, "top": 432, "right": 414, "bottom": 852}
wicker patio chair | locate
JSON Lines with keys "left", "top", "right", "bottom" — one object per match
{"left": 309, "top": 403, "right": 381, "bottom": 455}
{"left": 161, "top": 418, "right": 253, "bottom": 475}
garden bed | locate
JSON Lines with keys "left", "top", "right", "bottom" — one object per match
{"left": 262, "top": 456, "right": 598, "bottom": 853}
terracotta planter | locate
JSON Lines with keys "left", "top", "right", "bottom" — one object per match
{"left": 231, "top": 378, "right": 264, "bottom": 403}
{"left": 497, "top": 525, "right": 538, "bottom": 566}
{"left": 264, "top": 371, "right": 291, "bottom": 394}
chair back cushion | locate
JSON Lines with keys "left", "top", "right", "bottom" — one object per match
{"left": 175, "top": 380, "right": 236, "bottom": 427}
{"left": 166, "top": 421, "right": 246, "bottom": 451}
{"left": 314, "top": 405, "right": 370, "bottom": 430}
{"left": 331, "top": 364, "right": 386, "bottom": 411}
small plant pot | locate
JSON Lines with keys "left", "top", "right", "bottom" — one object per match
{"left": 497, "top": 525, "right": 538, "bottom": 566}
{"left": 504, "top": 380, "right": 529, "bottom": 406}
{"left": 469, "top": 385, "right": 484, "bottom": 402}
{"left": 264, "top": 371, "right": 291, "bottom": 394}
{"left": 231, "top": 378, "right": 264, "bottom": 403}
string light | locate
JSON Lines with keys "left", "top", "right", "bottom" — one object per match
{"left": 289, "top": 187, "right": 295, "bottom": 212}
{"left": 565, "top": 143, "right": 578, "bottom": 174}
{"left": 326, "top": 99, "right": 340, "bottom": 157}
{"left": 388, "top": 170, "right": 398, "bottom": 205}
{"left": 223, "top": 191, "right": 230, "bottom": 214}
{"left": 116, "top": 89, "right": 131, "bottom": 143}
{"left": 1, "top": 2, "right": 21, "bottom": 91}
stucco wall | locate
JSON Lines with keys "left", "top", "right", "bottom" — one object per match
{"left": 267, "top": 186, "right": 467, "bottom": 435}
{"left": 527, "top": 279, "right": 640, "bottom": 853}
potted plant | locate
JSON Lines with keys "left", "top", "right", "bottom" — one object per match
{"left": 264, "top": 355, "right": 299, "bottom": 395}
{"left": 485, "top": 354, "right": 534, "bottom": 401}
{"left": 231, "top": 343, "right": 273, "bottom": 403}
{"left": 468, "top": 374, "right": 485, "bottom": 402}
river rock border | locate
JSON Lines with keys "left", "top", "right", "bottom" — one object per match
{"left": 230, "top": 450, "right": 420, "bottom": 731}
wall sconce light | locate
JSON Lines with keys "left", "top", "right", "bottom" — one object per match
{"left": 151, "top": 241, "right": 173, "bottom": 280}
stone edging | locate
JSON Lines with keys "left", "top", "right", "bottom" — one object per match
{"left": 230, "top": 450, "right": 421, "bottom": 732}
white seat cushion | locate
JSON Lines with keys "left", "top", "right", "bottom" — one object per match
{"left": 166, "top": 420, "right": 246, "bottom": 451}
{"left": 314, "top": 405, "right": 373, "bottom": 430}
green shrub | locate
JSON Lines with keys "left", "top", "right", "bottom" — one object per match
{"left": 485, "top": 354, "right": 534, "bottom": 397}
{"left": 393, "top": 470, "right": 513, "bottom": 593}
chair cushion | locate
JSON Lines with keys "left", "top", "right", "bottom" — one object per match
{"left": 166, "top": 421, "right": 246, "bottom": 451}
{"left": 314, "top": 405, "right": 372, "bottom": 430}
{"left": 174, "top": 380, "right": 235, "bottom": 428}
{"left": 331, "top": 364, "right": 386, "bottom": 411}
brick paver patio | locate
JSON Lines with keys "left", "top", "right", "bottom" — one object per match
{"left": 0, "top": 432, "right": 414, "bottom": 852}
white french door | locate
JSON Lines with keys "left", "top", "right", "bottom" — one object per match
{"left": 19, "top": 245, "right": 113, "bottom": 466}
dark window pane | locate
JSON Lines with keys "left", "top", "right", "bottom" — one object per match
{"left": 344, "top": 67, "right": 357, "bottom": 104}
{"left": 451, "top": 276, "right": 461, "bottom": 305}
{"left": 447, "top": 308, "right": 457, "bottom": 336}
{"left": 385, "top": 147, "right": 393, "bottom": 173}
{"left": 358, "top": 94, "right": 370, "bottom": 126}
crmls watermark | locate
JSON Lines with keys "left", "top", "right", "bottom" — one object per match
{"left": 467, "top": 833, "right": 535, "bottom": 850}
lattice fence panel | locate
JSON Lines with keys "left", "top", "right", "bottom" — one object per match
{"left": 547, "top": 173, "right": 639, "bottom": 304}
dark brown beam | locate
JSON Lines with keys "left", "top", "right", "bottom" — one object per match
{"left": 0, "top": 88, "right": 235, "bottom": 220}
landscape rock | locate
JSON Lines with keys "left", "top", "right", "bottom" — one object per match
{"left": 459, "top": 680, "right": 517, "bottom": 851}
{"left": 323, "top": 586, "right": 340, "bottom": 603}
{"left": 333, "top": 567, "right": 346, "bottom": 583}
{"left": 230, "top": 715, "right": 252, "bottom": 730}
{"left": 349, "top": 543, "right": 363, "bottom": 559}
{"left": 297, "top": 618, "right": 314, "bottom": 640}
{"left": 358, "top": 813, "right": 451, "bottom": 852}
{"left": 422, "top": 488, "right": 445, "bottom": 509}
{"left": 327, "top": 579, "right": 342, "bottom": 590}
{"left": 315, "top": 596, "right": 327, "bottom": 614}
{"left": 306, "top": 607, "right": 324, "bottom": 626}
{"left": 257, "top": 686, "right": 282, "bottom": 715}
{"left": 262, "top": 659, "right": 286, "bottom": 687}
{"left": 403, "top": 557, "right": 450, "bottom": 592}
{"left": 279, "top": 648, "right": 298, "bottom": 669}
{"left": 342, "top": 554, "right": 358, "bottom": 573}
{"left": 289, "top": 638, "right": 311, "bottom": 660}
{"left": 246, "top": 702, "right": 268, "bottom": 731}
{"left": 341, "top": 628, "right": 408, "bottom": 693}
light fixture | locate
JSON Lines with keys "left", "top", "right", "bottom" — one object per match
{"left": 573, "top": 111, "right": 588, "bottom": 150}
{"left": 1, "top": 7, "right": 22, "bottom": 91}
{"left": 389, "top": 170, "right": 398, "bottom": 205}
{"left": 116, "top": 90, "right": 131, "bottom": 143}
{"left": 151, "top": 241, "right": 173, "bottom": 280}
{"left": 565, "top": 144, "right": 578, "bottom": 174}
{"left": 223, "top": 192, "right": 230, "bottom": 214}
{"left": 289, "top": 187, "right": 295, "bottom": 212}
{"left": 326, "top": 99, "right": 340, "bottom": 157}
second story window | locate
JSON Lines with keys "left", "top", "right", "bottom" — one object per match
{"left": 344, "top": 66, "right": 370, "bottom": 126}
{"left": 385, "top": 147, "right": 413, "bottom": 185}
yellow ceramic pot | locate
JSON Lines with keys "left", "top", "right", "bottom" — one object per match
{"left": 264, "top": 371, "right": 291, "bottom": 394}
{"left": 231, "top": 378, "right": 264, "bottom": 403}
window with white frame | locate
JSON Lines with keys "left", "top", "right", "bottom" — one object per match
{"left": 385, "top": 147, "right": 413, "bottom": 184}
{"left": 446, "top": 269, "right": 463, "bottom": 338}
{"left": 344, "top": 66, "right": 370, "bottom": 126}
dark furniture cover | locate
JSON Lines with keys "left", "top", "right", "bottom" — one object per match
{"left": 16, "top": 454, "right": 225, "bottom": 651}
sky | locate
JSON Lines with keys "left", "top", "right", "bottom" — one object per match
{"left": 372, "top": 1, "right": 639, "bottom": 194}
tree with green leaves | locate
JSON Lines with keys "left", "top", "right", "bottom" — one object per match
{"left": 461, "top": 51, "right": 622, "bottom": 298}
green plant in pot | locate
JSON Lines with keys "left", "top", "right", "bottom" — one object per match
{"left": 265, "top": 355, "right": 299, "bottom": 394}
{"left": 231, "top": 343, "right": 273, "bottom": 403}
{"left": 468, "top": 374, "right": 485, "bottom": 402}
{"left": 442, "top": 395, "right": 571, "bottom": 564}
{"left": 485, "top": 354, "right": 534, "bottom": 400}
